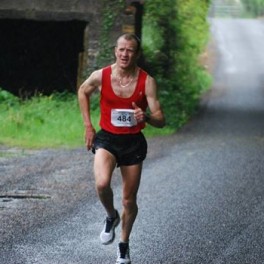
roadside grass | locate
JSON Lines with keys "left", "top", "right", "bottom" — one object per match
{"left": 0, "top": 91, "right": 83, "bottom": 148}
{"left": 0, "top": 90, "right": 174, "bottom": 149}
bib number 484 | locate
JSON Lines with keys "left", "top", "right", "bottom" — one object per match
{"left": 111, "top": 109, "right": 137, "bottom": 127}
{"left": 117, "top": 114, "right": 132, "bottom": 122}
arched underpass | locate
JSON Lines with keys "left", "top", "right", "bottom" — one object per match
{"left": 0, "top": 19, "right": 86, "bottom": 97}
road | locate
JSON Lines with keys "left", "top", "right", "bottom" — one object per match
{"left": 1, "top": 18, "right": 264, "bottom": 264}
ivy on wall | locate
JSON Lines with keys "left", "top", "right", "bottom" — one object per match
{"left": 96, "top": 0, "right": 124, "bottom": 68}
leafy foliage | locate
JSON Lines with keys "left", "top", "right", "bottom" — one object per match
{"left": 143, "top": 0, "right": 211, "bottom": 129}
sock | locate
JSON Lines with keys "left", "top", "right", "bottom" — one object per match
{"left": 107, "top": 209, "right": 117, "bottom": 219}
{"left": 119, "top": 240, "right": 129, "bottom": 244}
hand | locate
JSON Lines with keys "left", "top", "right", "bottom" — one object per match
{"left": 132, "top": 102, "right": 146, "bottom": 123}
{"left": 84, "top": 126, "right": 96, "bottom": 151}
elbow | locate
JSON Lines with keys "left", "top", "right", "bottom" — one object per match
{"left": 158, "top": 114, "right": 166, "bottom": 128}
{"left": 78, "top": 84, "right": 84, "bottom": 95}
{"left": 149, "top": 113, "right": 166, "bottom": 128}
{"left": 158, "top": 119, "right": 166, "bottom": 128}
{"left": 149, "top": 110, "right": 166, "bottom": 128}
{"left": 153, "top": 117, "right": 166, "bottom": 128}
{"left": 78, "top": 85, "right": 87, "bottom": 101}
{"left": 77, "top": 85, "right": 82, "bottom": 98}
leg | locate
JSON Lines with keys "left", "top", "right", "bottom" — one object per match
{"left": 94, "top": 148, "right": 117, "bottom": 217}
{"left": 120, "top": 163, "right": 142, "bottom": 242}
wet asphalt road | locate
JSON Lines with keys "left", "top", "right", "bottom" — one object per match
{"left": 1, "top": 18, "right": 264, "bottom": 264}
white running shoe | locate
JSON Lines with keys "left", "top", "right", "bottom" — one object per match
{"left": 116, "top": 242, "right": 131, "bottom": 264}
{"left": 100, "top": 210, "right": 120, "bottom": 245}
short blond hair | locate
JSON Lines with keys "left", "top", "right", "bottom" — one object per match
{"left": 116, "top": 33, "right": 141, "bottom": 53}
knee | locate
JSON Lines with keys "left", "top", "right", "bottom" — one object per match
{"left": 95, "top": 179, "right": 110, "bottom": 194}
{"left": 122, "top": 196, "right": 137, "bottom": 211}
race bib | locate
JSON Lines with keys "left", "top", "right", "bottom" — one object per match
{"left": 111, "top": 109, "right": 137, "bottom": 127}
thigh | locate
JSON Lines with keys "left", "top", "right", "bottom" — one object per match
{"left": 94, "top": 148, "right": 116, "bottom": 187}
{"left": 120, "top": 163, "right": 143, "bottom": 199}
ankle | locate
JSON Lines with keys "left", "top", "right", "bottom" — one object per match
{"left": 107, "top": 209, "right": 117, "bottom": 219}
{"left": 119, "top": 239, "right": 129, "bottom": 244}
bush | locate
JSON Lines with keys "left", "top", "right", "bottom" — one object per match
{"left": 0, "top": 88, "right": 19, "bottom": 107}
{"left": 142, "top": 0, "right": 211, "bottom": 129}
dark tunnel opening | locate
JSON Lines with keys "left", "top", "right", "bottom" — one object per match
{"left": 0, "top": 19, "right": 86, "bottom": 97}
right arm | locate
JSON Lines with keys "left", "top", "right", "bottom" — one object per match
{"left": 144, "top": 75, "right": 166, "bottom": 128}
{"left": 78, "top": 69, "right": 102, "bottom": 150}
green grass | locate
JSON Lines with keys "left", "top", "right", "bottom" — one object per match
{"left": 0, "top": 91, "right": 83, "bottom": 148}
{"left": 0, "top": 90, "right": 174, "bottom": 149}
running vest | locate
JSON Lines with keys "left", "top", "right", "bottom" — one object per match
{"left": 99, "top": 65, "right": 148, "bottom": 134}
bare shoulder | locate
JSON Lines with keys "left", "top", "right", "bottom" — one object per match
{"left": 145, "top": 74, "right": 158, "bottom": 96}
{"left": 87, "top": 69, "right": 103, "bottom": 86}
{"left": 79, "top": 69, "right": 103, "bottom": 94}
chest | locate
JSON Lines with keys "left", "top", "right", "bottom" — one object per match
{"left": 110, "top": 76, "right": 137, "bottom": 98}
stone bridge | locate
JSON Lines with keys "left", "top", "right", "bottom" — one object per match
{"left": 0, "top": 0, "right": 143, "bottom": 96}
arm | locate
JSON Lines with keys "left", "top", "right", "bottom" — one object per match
{"left": 133, "top": 75, "right": 165, "bottom": 128}
{"left": 144, "top": 75, "right": 166, "bottom": 128}
{"left": 78, "top": 69, "right": 102, "bottom": 150}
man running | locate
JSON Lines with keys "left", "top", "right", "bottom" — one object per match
{"left": 78, "top": 33, "right": 165, "bottom": 264}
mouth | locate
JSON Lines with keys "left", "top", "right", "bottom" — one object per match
{"left": 121, "top": 58, "right": 128, "bottom": 64}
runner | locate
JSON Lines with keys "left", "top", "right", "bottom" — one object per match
{"left": 78, "top": 33, "right": 165, "bottom": 264}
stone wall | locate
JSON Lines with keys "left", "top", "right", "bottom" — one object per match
{"left": 0, "top": 0, "right": 101, "bottom": 21}
{"left": 0, "top": 0, "right": 143, "bottom": 94}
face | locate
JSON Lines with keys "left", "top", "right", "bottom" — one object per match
{"left": 115, "top": 37, "right": 139, "bottom": 70}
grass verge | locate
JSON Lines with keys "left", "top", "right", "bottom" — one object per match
{"left": 0, "top": 90, "right": 174, "bottom": 149}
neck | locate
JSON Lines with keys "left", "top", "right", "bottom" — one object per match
{"left": 113, "top": 64, "right": 137, "bottom": 78}
{"left": 112, "top": 64, "right": 138, "bottom": 88}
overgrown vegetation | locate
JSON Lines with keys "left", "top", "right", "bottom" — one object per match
{"left": 96, "top": 0, "right": 124, "bottom": 67}
{"left": 0, "top": 0, "right": 212, "bottom": 148}
{"left": 0, "top": 88, "right": 172, "bottom": 148}
{"left": 0, "top": 89, "right": 84, "bottom": 148}
{"left": 143, "top": 0, "right": 212, "bottom": 128}
{"left": 241, "top": 0, "right": 264, "bottom": 16}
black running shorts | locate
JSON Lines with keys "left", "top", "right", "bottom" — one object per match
{"left": 92, "top": 129, "right": 147, "bottom": 167}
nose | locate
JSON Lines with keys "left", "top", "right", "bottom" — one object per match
{"left": 122, "top": 49, "right": 129, "bottom": 56}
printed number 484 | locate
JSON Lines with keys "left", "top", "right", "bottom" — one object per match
{"left": 117, "top": 114, "right": 131, "bottom": 122}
